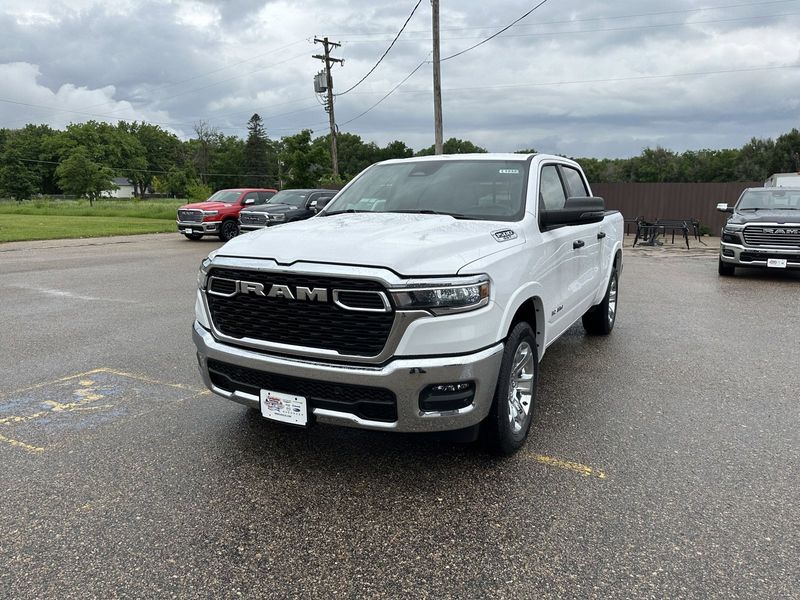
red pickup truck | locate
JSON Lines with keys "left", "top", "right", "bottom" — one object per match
{"left": 176, "top": 188, "right": 277, "bottom": 241}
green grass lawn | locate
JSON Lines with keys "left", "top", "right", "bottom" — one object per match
{"left": 0, "top": 198, "right": 186, "bottom": 220}
{"left": 0, "top": 198, "right": 187, "bottom": 242}
{"left": 0, "top": 214, "right": 176, "bottom": 242}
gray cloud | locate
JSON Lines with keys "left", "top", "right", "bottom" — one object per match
{"left": 2, "top": 0, "right": 800, "bottom": 156}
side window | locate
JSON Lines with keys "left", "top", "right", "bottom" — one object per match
{"left": 257, "top": 191, "right": 274, "bottom": 204}
{"left": 539, "top": 165, "right": 567, "bottom": 211}
{"left": 561, "top": 166, "right": 589, "bottom": 198}
{"left": 242, "top": 192, "right": 259, "bottom": 204}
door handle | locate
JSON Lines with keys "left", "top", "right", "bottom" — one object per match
{"left": 597, "top": 231, "right": 606, "bottom": 239}
{"left": 573, "top": 240, "right": 585, "bottom": 249}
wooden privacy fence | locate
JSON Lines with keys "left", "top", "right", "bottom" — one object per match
{"left": 591, "top": 182, "right": 761, "bottom": 233}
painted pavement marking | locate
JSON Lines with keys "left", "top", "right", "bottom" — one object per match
{"left": 0, "top": 368, "right": 205, "bottom": 453}
{"left": 531, "top": 453, "right": 607, "bottom": 479}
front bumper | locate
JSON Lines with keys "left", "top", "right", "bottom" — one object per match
{"left": 193, "top": 321, "right": 504, "bottom": 433}
{"left": 177, "top": 220, "right": 220, "bottom": 235}
{"left": 720, "top": 242, "right": 800, "bottom": 268}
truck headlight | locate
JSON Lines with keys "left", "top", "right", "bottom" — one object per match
{"left": 197, "top": 256, "right": 213, "bottom": 290}
{"left": 722, "top": 224, "right": 744, "bottom": 233}
{"left": 390, "top": 276, "right": 490, "bottom": 315}
{"left": 268, "top": 214, "right": 286, "bottom": 222}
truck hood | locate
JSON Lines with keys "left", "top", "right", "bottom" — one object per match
{"left": 729, "top": 209, "right": 800, "bottom": 225}
{"left": 241, "top": 203, "right": 297, "bottom": 215}
{"left": 180, "top": 201, "right": 233, "bottom": 211}
{"left": 218, "top": 213, "right": 525, "bottom": 275}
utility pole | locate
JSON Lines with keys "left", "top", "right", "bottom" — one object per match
{"left": 431, "top": 0, "right": 443, "bottom": 155}
{"left": 313, "top": 37, "right": 344, "bottom": 177}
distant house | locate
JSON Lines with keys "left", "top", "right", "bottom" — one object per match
{"left": 103, "top": 177, "right": 136, "bottom": 199}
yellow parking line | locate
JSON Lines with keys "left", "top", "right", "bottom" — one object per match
{"left": 0, "top": 433, "right": 44, "bottom": 454}
{"left": 96, "top": 368, "right": 204, "bottom": 392}
{"left": 532, "top": 453, "right": 607, "bottom": 479}
{"left": 1, "top": 367, "right": 203, "bottom": 398}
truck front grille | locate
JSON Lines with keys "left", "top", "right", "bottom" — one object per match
{"left": 743, "top": 226, "right": 800, "bottom": 247}
{"left": 240, "top": 212, "right": 267, "bottom": 226}
{"left": 207, "top": 359, "right": 398, "bottom": 422}
{"left": 178, "top": 209, "right": 203, "bottom": 223}
{"left": 205, "top": 268, "right": 395, "bottom": 357}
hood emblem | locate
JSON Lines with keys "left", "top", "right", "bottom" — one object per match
{"left": 492, "top": 229, "right": 517, "bottom": 242}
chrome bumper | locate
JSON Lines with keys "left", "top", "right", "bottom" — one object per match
{"left": 177, "top": 220, "right": 219, "bottom": 234}
{"left": 720, "top": 242, "right": 800, "bottom": 268}
{"left": 192, "top": 321, "right": 504, "bottom": 433}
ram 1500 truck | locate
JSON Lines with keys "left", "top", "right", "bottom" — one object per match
{"left": 177, "top": 188, "right": 277, "bottom": 241}
{"left": 717, "top": 187, "right": 800, "bottom": 275}
{"left": 193, "top": 154, "right": 623, "bottom": 454}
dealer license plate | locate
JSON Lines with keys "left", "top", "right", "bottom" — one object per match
{"left": 767, "top": 258, "right": 787, "bottom": 268}
{"left": 260, "top": 390, "right": 308, "bottom": 426}
{"left": 185, "top": 228, "right": 193, "bottom": 234}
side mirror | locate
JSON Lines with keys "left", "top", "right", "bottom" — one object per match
{"left": 309, "top": 200, "right": 318, "bottom": 212}
{"left": 541, "top": 196, "right": 605, "bottom": 229}
{"left": 716, "top": 203, "right": 734, "bottom": 213}
{"left": 244, "top": 198, "right": 255, "bottom": 205}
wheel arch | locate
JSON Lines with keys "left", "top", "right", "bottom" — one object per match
{"left": 506, "top": 296, "right": 545, "bottom": 362}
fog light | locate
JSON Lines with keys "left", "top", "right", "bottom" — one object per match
{"left": 722, "top": 248, "right": 735, "bottom": 257}
{"left": 419, "top": 382, "right": 475, "bottom": 413}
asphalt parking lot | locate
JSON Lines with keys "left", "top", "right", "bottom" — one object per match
{"left": 1, "top": 233, "right": 798, "bottom": 599}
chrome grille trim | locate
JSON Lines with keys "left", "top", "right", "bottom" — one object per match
{"left": 743, "top": 224, "right": 800, "bottom": 247}
{"left": 178, "top": 209, "right": 203, "bottom": 223}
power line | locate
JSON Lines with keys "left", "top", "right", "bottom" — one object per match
{"left": 335, "top": 0, "right": 422, "bottom": 96}
{"left": 441, "top": 0, "right": 551, "bottom": 62}
{"left": 339, "top": 59, "right": 429, "bottom": 126}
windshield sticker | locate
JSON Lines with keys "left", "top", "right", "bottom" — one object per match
{"left": 499, "top": 169, "right": 519, "bottom": 174}
{"left": 493, "top": 229, "right": 518, "bottom": 242}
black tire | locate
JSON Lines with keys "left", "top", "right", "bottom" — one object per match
{"left": 183, "top": 232, "right": 203, "bottom": 241}
{"left": 582, "top": 268, "right": 618, "bottom": 335}
{"left": 718, "top": 257, "right": 735, "bottom": 276}
{"left": 481, "top": 321, "right": 538, "bottom": 455}
{"left": 218, "top": 220, "right": 239, "bottom": 242}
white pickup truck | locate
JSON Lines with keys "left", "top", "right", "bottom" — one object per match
{"left": 193, "top": 154, "right": 623, "bottom": 454}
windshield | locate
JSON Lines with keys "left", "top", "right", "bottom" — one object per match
{"left": 324, "top": 160, "right": 528, "bottom": 221}
{"left": 738, "top": 189, "right": 800, "bottom": 210}
{"left": 267, "top": 190, "right": 309, "bottom": 208}
{"left": 206, "top": 190, "right": 243, "bottom": 203}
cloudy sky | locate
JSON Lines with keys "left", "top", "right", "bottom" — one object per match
{"left": 1, "top": 0, "right": 799, "bottom": 157}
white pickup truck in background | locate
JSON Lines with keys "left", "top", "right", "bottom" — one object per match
{"left": 193, "top": 154, "right": 623, "bottom": 454}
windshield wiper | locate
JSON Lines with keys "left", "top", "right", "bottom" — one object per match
{"left": 323, "top": 209, "right": 370, "bottom": 216}
{"left": 383, "top": 209, "right": 483, "bottom": 220}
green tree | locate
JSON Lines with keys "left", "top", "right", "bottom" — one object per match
{"left": 736, "top": 137, "right": 775, "bottom": 181}
{"left": 415, "top": 137, "right": 487, "bottom": 156}
{"left": 771, "top": 128, "right": 800, "bottom": 173}
{"left": 279, "top": 129, "right": 329, "bottom": 187}
{"left": 125, "top": 121, "right": 182, "bottom": 196}
{"left": 379, "top": 140, "right": 414, "bottom": 161}
{"left": 55, "top": 147, "right": 115, "bottom": 205}
{"left": 243, "top": 113, "right": 271, "bottom": 187}
{"left": 0, "top": 143, "right": 40, "bottom": 200}
{"left": 186, "top": 180, "right": 213, "bottom": 201}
